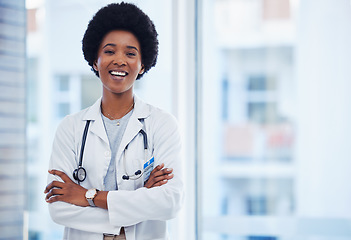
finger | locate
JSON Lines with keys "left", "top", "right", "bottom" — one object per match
{"left": 150, "top": 168, "right": 173, "bottom": 179}
{"left": 152, "top": 173, "right": 174, "bottom": 184}
{"left": 149, "top": 163, "right": 164, "bottom": 175}
{"left": 145, "top": 177, "right": 166, "bottom": 188}
{"left": 146, "top": 166, "right": 163, "bottom": 181}
{"left": 159, "top": 168, "right": 173, "bottom": 175}
{"left": 147, "top": 172, "right": 174, "bottom": 188}
{"left": 45, "top": 188, "right": 64, "bottom": 201}
{"left": 144, "top": 172, "right": 160, "bottom": 188}
{"left": 144, "top": 165, "right": 172, "bottom": 188}
{"left": 49, "top": 169, "right": 72, "bottom": 183}
{"left": 162, "top": 168, "right": 173, "bottom": 174}
{"left": 44, "top": 181, "right": 64, "bottom": 193}
{"left": 154, "top": 173, "right": 174, "bottom": 182}
{"left": 46, "top": 194, "right": 62, "bottom": 203}
{"left": 149, "top": 167, "right": 173, "bottom": 178}
{"left": 151, "top": 179, "right": 169, "bottom": 187}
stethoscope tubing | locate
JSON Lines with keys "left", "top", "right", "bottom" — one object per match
{"left": 79, "top": 120, "right": 91, "bottom": 167}
{"left": 122, "top": 129, "right": 148, "bottom": 180}
{"left": 73, "top": 120, "right": 148, "bottom": 183}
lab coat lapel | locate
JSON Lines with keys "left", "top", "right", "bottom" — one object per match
{"left": 90, "top": 115, "right": 109, "bottom": 145}
{"left": 115, "top": 96, "right": 151, "bottom": 163}
{"left": 118, "top": 116, "right": 143, "bottom": 154}
{"left": 82, "top": 97, "right": 109, "bottom": 145}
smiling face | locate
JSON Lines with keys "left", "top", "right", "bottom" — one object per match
{"left": 94, "top": 30, "right": 144, "bottom": 97}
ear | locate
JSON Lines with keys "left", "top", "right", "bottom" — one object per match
{"left": 139, "top": 65, "right": 145, "bottom": 75}
{"left": 93, "top": 61, "right": 98, "bottom": 71}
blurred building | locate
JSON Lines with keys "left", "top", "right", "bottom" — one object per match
{"left": 0, "top": 0, "right": 26, "bottom": 240}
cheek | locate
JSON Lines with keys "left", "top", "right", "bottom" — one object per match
{"left": 133, "top": 60, "right": 143, "bottom": 73}
{"left": 96, "top": 54, "right": 109, "bottom": 68}
{"left": 96, "top": 57, "right": 104, "bottom": 69}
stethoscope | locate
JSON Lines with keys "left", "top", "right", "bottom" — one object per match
{"left": 122, "top": 129, "right": 147, "bottom": 180}
{"left": 73, "top": 120, "right": 148, "bottom": 183}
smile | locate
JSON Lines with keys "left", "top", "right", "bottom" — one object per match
{"left": 110, "top": 71, "right": 128, "bottom": 77}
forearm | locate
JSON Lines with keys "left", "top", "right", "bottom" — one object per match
{"left": 48, "top": 201, "right": 120, "bottom": 234}
{"left": 94, "top": 166, "right": 172, "bottom": 210}
{"left": 94, "top": 190, "right": 108, "bottom": 209}
{"left": 107, "top": 178, "right": 183, "bottom": 226}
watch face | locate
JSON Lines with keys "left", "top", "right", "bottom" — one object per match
{"left": 86, "top": 189, "right": 96, "bottom": 199}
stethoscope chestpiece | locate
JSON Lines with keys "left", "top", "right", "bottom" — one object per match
{"left": 73, "top": 120, "right": 91, "bottom": 184}
{"left": 73, "top": 166, "right": 87, "bottom": 182}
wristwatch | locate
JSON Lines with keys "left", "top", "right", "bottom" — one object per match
{"left": 85, "top": 188, "right": 99, "bottom": 207}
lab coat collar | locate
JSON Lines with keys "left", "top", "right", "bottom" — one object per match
{"left": 81, "top": 95, "right": 151, "bottom": 145}
{"left": 83, "top": 95, "right": 150, "bottom": 121}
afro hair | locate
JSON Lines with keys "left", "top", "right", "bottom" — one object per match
{"left": 82, "top": 2, "right": 159, "bottom": 79}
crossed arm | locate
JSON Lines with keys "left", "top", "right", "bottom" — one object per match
{"left": 44, "top": 163, "right": 174, "bottom": 209}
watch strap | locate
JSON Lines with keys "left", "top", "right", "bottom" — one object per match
{"left": 87, "top": 198, "right": 96, "bottom": 207}
{"left": 86, "top": 189, "right": 99, "bottom": 207}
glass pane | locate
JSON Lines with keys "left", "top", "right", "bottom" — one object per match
{"left": 57, "top": 75, "right": 70, "bottom": 91}
{"left": 200, "top": 0, "right": 351, "bottom": 239}
{"left": 80, "top": 74, "right": 102, "bottom": 109}
{"left": 57, "top": 102, "right": 70, "bottom": 118}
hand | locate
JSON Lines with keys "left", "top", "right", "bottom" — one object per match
{"left": 144, "top": 163, "right": 174, "bottom": 189}
{"left": 44, "top": 169, "right": 89, "bottom": 207}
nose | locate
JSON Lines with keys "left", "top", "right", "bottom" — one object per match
{"left": 113, "top": 52, "right": 126, "bottom": 66}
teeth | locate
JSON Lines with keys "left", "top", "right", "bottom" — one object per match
{"left": 110, "top": 71, "right": 127, "bottom": 77}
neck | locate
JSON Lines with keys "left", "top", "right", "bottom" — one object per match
{"left": 101, "top": 91, "right": 134, "bottom": 120}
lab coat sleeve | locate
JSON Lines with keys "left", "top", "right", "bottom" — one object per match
{"left": 107, "top": 112, "right": 184, "bottom": 226}
{"left": 47, "top": 116, "right": 121, "bottom": 234}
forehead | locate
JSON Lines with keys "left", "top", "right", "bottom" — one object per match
{"left": 100, "top": 30, "right": 141, "bottom": 48}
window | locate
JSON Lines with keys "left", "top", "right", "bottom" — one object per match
{"left": 199, "top": 0, "right": 351, "bottom": 239}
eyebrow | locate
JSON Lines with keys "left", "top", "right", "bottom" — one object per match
{"left": 102, "top": 43, "right": 116, "bottom": 49}
{"left": 127, "top": 46, "right": 139, "bottom": 52}
{"left": 102, "top": 43, "right": 139, "bottom": 52}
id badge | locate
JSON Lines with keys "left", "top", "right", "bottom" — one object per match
{"left": 143, "top": 156, "right": 154, "bottom": 182}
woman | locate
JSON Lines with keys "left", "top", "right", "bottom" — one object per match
{"left": 44, "top": 3, "right": 183, "bottom": 240}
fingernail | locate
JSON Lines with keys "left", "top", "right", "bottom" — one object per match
{"left": 169, "top": 174, "right": 174, "bottom": 177}
{"left": 167, "top": 168, "right": 173, "bottom": 171}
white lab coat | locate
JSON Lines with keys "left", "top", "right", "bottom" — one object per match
{"left": 47, "top": 96, "right": 184, "bottom": 240}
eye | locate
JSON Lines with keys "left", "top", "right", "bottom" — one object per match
{"left": 104, "top": 50, "right": 114, "bottom": 55}
{"left": 127, "top": 52, "right": 137, "bottom": 57}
